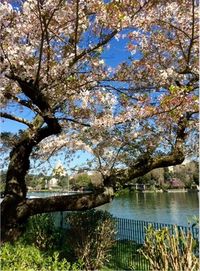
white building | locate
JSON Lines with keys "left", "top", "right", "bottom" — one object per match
{"left": 48, "top": 177, "right": 59, "bottom": 189}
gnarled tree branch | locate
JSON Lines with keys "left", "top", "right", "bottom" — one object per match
{"left": 106, "top": 112, "right": 194, "bottom": 188}
{"left": 0, "top": 112, "right": 33, "bottom": 128}
{"left": 20, "top": 189, "right": 114, "bottom": 218}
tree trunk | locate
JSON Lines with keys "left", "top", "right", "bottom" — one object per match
{"left": 1, "top": 188, "right": 114, "bottom": 242}
{"left": 0, "top": 124, "right": 114, "bottom": 242}
{"left": 1, "top": 137, "right": 34, "bottom": 242}
{"left": 1, "top": 117, "right": 62, "bottom": 242}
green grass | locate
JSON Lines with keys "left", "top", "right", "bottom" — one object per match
{"left": 103, "top": 240, "right": 149, "bottom": 271}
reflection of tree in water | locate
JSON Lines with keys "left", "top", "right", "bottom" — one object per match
{"left": 99, "top": 192, "right": 198, "bottom": 226}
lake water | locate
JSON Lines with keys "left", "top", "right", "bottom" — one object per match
{"left": 28, "top": 190, "right": 199, "bottom": 226}
{"left": 98, "top": 191, "right": 199, "bottom": 226}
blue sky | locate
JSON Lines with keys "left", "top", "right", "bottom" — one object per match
{"left": 102, "top": 30, "right": 142, "bottom": 67}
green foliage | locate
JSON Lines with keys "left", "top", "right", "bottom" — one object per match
{"left": 1, "top": 214, "right": 83, "bottom": 271}
{"left": 0, "top": 241, "right": 82, "bottom": 271}
{"left": 25, "top": 174, "right": 38, "bottom": 188}
{"left": 192, "top": 172, "right": 199, "bottom": 184}
{"left": 140, "top": 225, "right": 199, "bottom": 271}
{"left": 160, "top": 182, "right": 170, "bottom": 190}
{"left": 71, "top": 172, "right": 92, "bottom": 190}
{"left": 57, "top": 176, "right": 69, "bottom": 189}
{"left": 0, "top": 171, "right": 6, "bottom": 183}
{"left": 163, "top": 167, "right": 172, "bottom": 179}
{"left": 21, "top": 213, "right": 62, "bottom": 251}
{"left": 90, "top": 172, "right": 103, "bottom": 189}
{"left": 25, "top": 174, "right": 51, "bottom": 190}
{"left": 0, "top": 182, "right": 5, "bottom": 192}
{"left": 115, "top": 187, "right": 130, "bottom": 197}
{"left": 76, "top": 173, "right": 91, "bottom": 186}
{"left": 107, "top": 240, "right": 147, "bottom": 271}
{"left": 65, "top": 210, "right": 116, "bottom": 270}
{"left": 135, "top": 173, "right": 152, "bottom": 185}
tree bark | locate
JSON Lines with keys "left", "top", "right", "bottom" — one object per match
{"left": 1, "top": 116, "right": 62, "bottom": 242}
{"left": 0, "top": 115, "right": 114, "bottom": 242}
{"left": 108, "top": 113, "right": 190, "bottom": 187}
{"left": 18, "top": 189, "right": 114, "bottom": 217}
{"left": 1, "top": 189, "right": 114, "bottom": 242}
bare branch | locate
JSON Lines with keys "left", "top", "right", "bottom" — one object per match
{"left": 74, "top": 0, "right": 79, "bottom": 57}
{"left": 175, "top": 30, "right": 188, "bottom": 63}
{"left": 9, "top": 95, "right": 41, "bottom": 114}
{"left": 116, "top": 113, "right": 194, "bottom": 184}
{"left": 34, "top": 0, "right": 45, "bottom": 86}
{"left": 42, "top": 0, "right": 64, "bottom": 81}
{"left": 5, "top": 74, "right": 50, "bottom": 113}
{"left": 110, "top": 143, "right": 126, "bottom": 173}
{"left": 158, "top": 19, "right": 191, "bottom": 40}
{"left": 58, "top": 117, "right": 91, "bottom": 127}
{"left": 69, "top": 30, "right": 118, "bottom": 67}
{"left": 43, "top": 18, "right": 51, "bottom": 82}
{"left": 0, "top": 112, "right": 33, "bottom": 128}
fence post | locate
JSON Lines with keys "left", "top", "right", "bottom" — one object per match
{"left": 60, "top": 211, "right": 63, "bottom": 228}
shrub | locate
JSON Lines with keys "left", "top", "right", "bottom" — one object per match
{"left": 107, "top": 240, "right": 145, "bottom": 271}
{"left": 140, "top": 225, "right": 199, "bottom": 271}
{"left": 0, "top": 241, "right": 83, "bottom": 271}
{"left": 65, "top": 210, "right": 116, "bottom": 270}
{"left": 21, "top": 213, "right": 62, "bottom": 251}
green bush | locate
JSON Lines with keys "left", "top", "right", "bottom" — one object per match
{"left": 66, "top": 210, "right": 116, "bottom": 271}
{"left": 0, "top": 241, "right": 83, "bottom": 271}
{"left": 140, "top": 225, "right": 199, "bottom": 271}
{"left": 21, "top": 213, "right": 62, "bottom": 251}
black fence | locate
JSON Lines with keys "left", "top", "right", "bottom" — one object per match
{"left": 110, "top": 218, "right": 199, "bottom": 270}
{"left": 57, "top": 212, "right": 199, "bottom": 271}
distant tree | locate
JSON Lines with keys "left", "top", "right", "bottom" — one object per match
{"left": 150, "top": 168, "right": 165, "bottom": 186}
{"left": 0, "top": 171, "right": 7, "bottom": 191}
{"left": 163, "top": 168, "right": 173, "bottom": 182}
{"left": 57, "top": 175, "right": 69, "bottom": 190}
{"left": 25, "top": 175, "right": 38, "bottom": 188}
{"left": 193, "top": 172, "right": 199, "bottom": 185}
{"left": 135, "top": 173, "right": 152, "bottom": 185}
{"left": 172, "top": 161, "right": 199, "bottom": 187}
{"left": 71, "top": 173, "right": 92, "bottom": 190}
{"left": 90, "top": 172, "right": 103, "bottom": 189}
{"left": 38, "top": 177, "right": 46, "bottom": 190}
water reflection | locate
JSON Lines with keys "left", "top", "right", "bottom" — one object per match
{"left": 98, "top": 191, "right": 199, "bottom": 226}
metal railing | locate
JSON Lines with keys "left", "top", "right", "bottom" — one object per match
{"left": 111, "top": 217, "right": 199, "bottom": 270}
{"left": 57, "top": 212, "right": 199, "bottom": 271}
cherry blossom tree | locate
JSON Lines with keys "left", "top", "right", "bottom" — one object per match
{"left": 70, "top": 0, "right": 199, "bottom": 186}
{"left": 0, "top": 0, "right": 198, "bottom": 242}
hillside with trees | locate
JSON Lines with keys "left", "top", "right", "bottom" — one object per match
{"left": 133, "top": 160, "right": 199, "bottom": 189}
